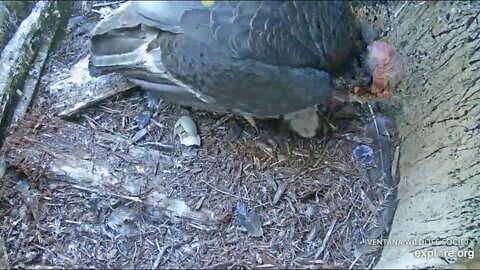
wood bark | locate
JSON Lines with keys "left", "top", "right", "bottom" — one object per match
{"left": 375, "top": 2, "right": 480, "bottom": 268}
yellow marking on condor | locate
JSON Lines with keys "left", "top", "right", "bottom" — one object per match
{"left": 201, "top": 0, "right": 215, "bottom": 7}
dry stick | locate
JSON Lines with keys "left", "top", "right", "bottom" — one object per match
{"left": 91, "top": 1, "right": 125, "bottom": 8}
{"left": 348, "top": 254, "right": 362, "bottom": 270}
{"left": 200, "top": 179, "right": 252, "bottom": 201}
{"left": 272, "top": 181, "right": 287, "bottom": 205}
{"left": 368, "top": 103, "right": 385, "bottom": 173}
{"left": 70, "top": 184, "right": 143, "bottom": 203}
{"left": 314, "top": 218, "right": 337, "bottom": 261}
{"left": 394, "top": 1, "right": 410, "bottom": 18}
{"left": 206, "top": 261, "right": 236, "bottom": 269}
{"left": 0, "top": 155, "right": 6, "bottom": 179}
{"left": 152, "top": 245, "right": 168, "bottom": 269}
{"left": 391, "top": 145, "right": 400, "bottom": 179}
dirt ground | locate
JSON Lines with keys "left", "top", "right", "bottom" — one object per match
{"left": 1, "top": 1, "right": 400, "bottom": 269}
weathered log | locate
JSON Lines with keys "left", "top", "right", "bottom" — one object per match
{"left": 11, "top": 6, "right": 61, "bottom": 125}
{"left": 0, "top": 1, "right": 31, "bottom": 54}
{"left": 52, "top": 57, "right": 134, "bottom": 117}
{"left": 2, "top": 116, "right": 215, "bottom": 223}
{"left": 375, "top": 1, "right": 480, "bottom": 268}
{"left": 0, "top": 1, "right": 61, "bottom": 139}
{"left": 39, "top": 52, "right": 134, "bottom": 118}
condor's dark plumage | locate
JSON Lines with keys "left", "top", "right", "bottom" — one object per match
{"left": 90, "top": 1, "right": 373, "bottom": 118}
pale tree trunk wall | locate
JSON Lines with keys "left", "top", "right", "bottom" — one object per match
{"left": 376, "top": 2, "right": 480, "bottom": 269}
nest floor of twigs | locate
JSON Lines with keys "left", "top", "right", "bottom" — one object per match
{"left": 0, "top": 1, "right": 399, "bottom": 269}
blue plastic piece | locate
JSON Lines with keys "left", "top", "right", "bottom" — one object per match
{"left": 352, "top": 144, "right": 374, "bottom": 166}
